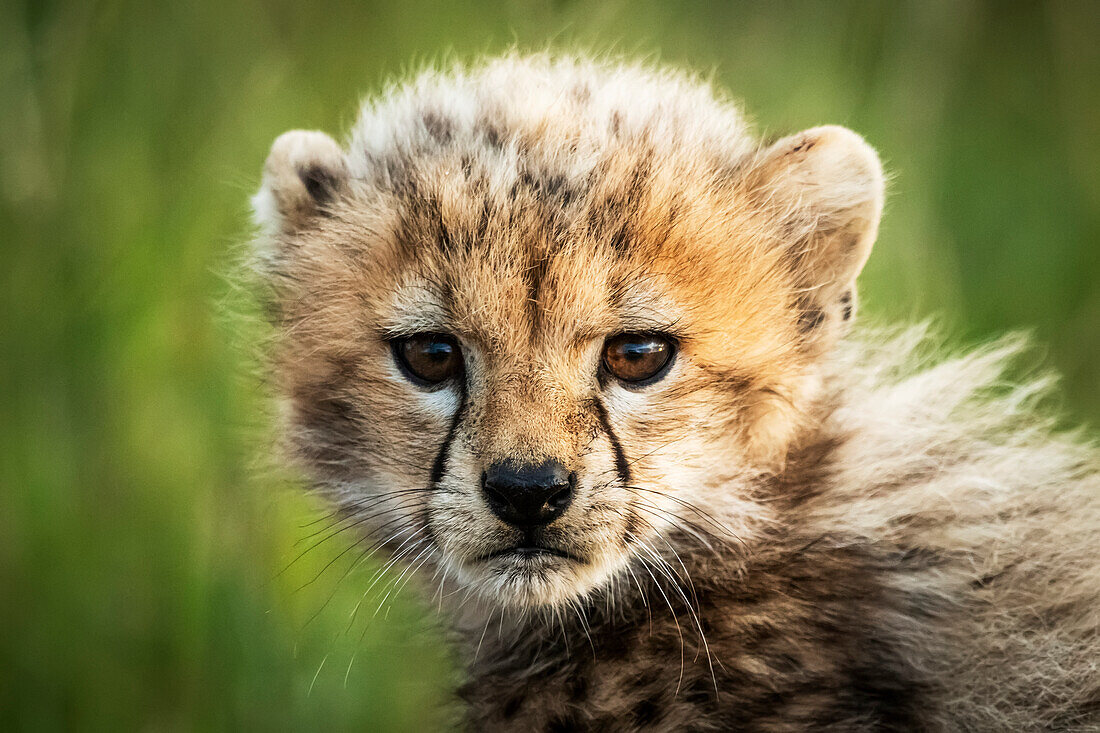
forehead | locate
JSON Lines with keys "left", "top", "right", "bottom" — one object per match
{"left": 380, "top": 242, "right": 687, "bottom": 351}
{"left": 362, "top": 151, "right": 717, "bottom": 352}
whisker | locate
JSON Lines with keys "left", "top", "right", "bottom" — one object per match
{"left": 278, "top": 490, "right": 432, "bottom": 578}
{"left": 629, "top": 533, "right": 719, "bottom": 694}
{"left": 629, "top": 543, "right": 686, "bottom": 692}
{"left": 300, "top": 520, "right": 423, "bottom": 630}
{"left": 622, "top": 484, "right": 748, "bottom": 552}
{"left": 297, "top": 486, "right": 432, "bottom": 530}
{"left": 375, "top": 540, "right": 437, "bottom": 613}
{"left": 624, "top": 496, "right": 723, "bottom": 555}
{"left": 294, "top": 511, "right": 423, "bottom": 593}
{"left": 345, "top": 531, "right": 427, "bottom": 633}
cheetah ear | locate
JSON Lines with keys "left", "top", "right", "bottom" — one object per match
{"left": 750, "top": 125, "right": 884, "bottom": 332}
{"left": 252, "top": 130, "right": 348, "bottom": 236}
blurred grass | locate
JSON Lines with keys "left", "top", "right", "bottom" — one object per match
{"left": 1, "top": 0, "right": 1097, "bottom": 730}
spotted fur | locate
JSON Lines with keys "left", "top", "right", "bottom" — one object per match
{"left": 251, "top": 54, "right": 1100, "bottom": 731}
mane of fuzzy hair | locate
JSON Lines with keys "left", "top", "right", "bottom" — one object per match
{"left": 805, "top": 324, "right": 1099, "bottom": 729}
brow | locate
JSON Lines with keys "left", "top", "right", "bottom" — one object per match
{"left": 569, "top": 291, "right": 687, "bottom": 346}
{"left": 615, "top": 285, "right": 688, "bottom": 335}
{"left": 380, "top": 285, "right": 449, "bottom": 337}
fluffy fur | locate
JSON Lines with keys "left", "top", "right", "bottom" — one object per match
{"left": 251, "top": 54, "right": 1100, "bottom": 730}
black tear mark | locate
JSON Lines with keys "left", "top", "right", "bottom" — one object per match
{"left": 592, "top": 397, "right": 631, "bottom": 486}
{"left": 840, "top": 290, "right": 853, "bottom": 321}
{"left": 429, "top": 382, "right": 467, "bottom": 486}
{"left": 299, "top": 165, "right": 340, "bottom": 208}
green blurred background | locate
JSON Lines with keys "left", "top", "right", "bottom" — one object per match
{"left": 2, "top": 0, "right": 1097, "bottom": 729}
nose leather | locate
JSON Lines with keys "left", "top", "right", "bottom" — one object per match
{"left": 481, "top": 460, "right": 575, "bottom": 527}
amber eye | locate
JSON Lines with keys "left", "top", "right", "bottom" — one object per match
{"left": 392, "top": 333, "right": 463, "bottom": 386}
{"left": 602, "top": 333, "right": 675, "bottom": 385}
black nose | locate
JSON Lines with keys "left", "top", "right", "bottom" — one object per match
{"left": 482, "top": 460, "right": 575, "bottom": 528}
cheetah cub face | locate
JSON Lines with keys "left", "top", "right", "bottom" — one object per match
{"left": 253, "top": 60, "right": 883, "bottom": 610}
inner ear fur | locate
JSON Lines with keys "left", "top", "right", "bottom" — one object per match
{"left": 252, "top": 129, "right": 348, "bottom": 236}
{"left": 749, "top": 125, "right": 884, "bottom": 332}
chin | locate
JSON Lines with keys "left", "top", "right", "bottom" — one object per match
{"left": 458, "top": 547, "right": 622, "bottom": 610}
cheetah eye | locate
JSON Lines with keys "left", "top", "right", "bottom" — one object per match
{"left": 392, "top": 333, "right": 463, "bottom": 386}
{"left": 602, "top": 333, "right": 675, "bottom": 385}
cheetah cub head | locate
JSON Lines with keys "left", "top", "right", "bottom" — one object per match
{"left": 252, "top": 59, "right": 883, "bottom": 610}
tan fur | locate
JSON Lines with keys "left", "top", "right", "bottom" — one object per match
{"left": 251, "top": 54, "right": 1100, "bottom": 730}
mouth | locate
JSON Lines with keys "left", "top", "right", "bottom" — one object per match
{"left": 476, "top": 545, "right": 583, "bottom": 563}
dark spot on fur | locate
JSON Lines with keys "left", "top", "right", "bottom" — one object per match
{"left": 770, "top": 435, "right": 842, "bottom": 509}
{"left": 607, "top": 223, "right": 630, "bottom": 253}
{"left": 473, "top": 197, "right": 492, "bottom": 240}
{"left": 682, "top": 678, "right": 716, "bottom": 705}
{"left": 298, "top": 165, "right": 339, "bottom": 208}
{"left": 384, "top": 156, "right": 416, "bottom": 198}
{"left": 716, "top": 370, "right": 754, "bottom": 394}
{"left": 840, "top": 290, "right": 853, "bottom": 321}
{"left": 501, "top": 695, "right": 523, "bottom": 719}
{"left": 566, "top": 673, "right": 589, "bottom": 703}
{"left": 482, "top": 122, "right": 505, "bottom": 150}
{"left": 610, "top": 110, "right": 623, "bottom": 136}
{"left": 798, "top": 304, "right": 825, "bottom": 333}
{"left": 421, "top": 109, "right": 453, "bottom": 144}
{"left": 632, "top": 695, "right": 663, "bottom": 725}
{"left": 627, "top": 151, "right": 654, "bottom": 200}
{"left": 666, "top": 199, "right": 681, "bottom": 228}
{"left": 517, "top": 167, "right": 575, "bottom": 205}
{"left": 790, "top": 137, "right": 816, "bottom": 154}
{"left": 845, "top": 660, "right": 925, "bottom": 730}
{"left": 425, "top": 195, "right": 462, "bottom": 253}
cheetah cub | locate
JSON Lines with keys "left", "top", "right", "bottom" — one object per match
{"left": 252, "top": 55, "right": 1100, "bottom": 731}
